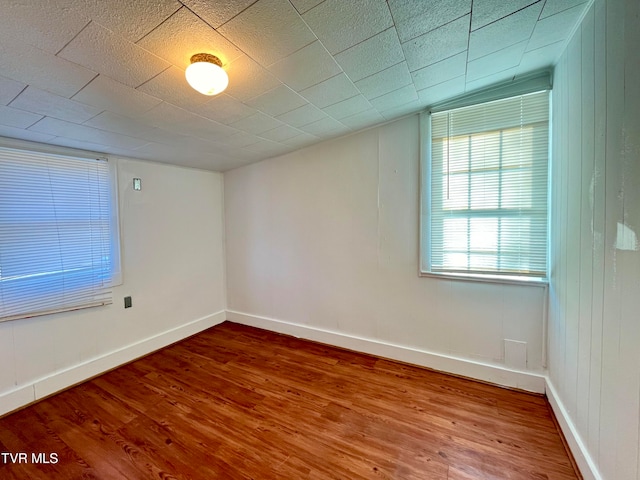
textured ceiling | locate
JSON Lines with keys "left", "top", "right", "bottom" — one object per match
{"left": 0, "top": 0, "right": 588, "bottom": 171}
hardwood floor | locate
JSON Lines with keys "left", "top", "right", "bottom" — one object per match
{"left": 0, "top": 322, "right": 578, "bottom": 479}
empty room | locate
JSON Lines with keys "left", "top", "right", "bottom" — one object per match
{"left": 0, "top": 0, "right": 638, "bottom": 478}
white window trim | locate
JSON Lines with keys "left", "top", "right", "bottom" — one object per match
{"left": 418, "top": 72, "right": 552, "bottom": 287}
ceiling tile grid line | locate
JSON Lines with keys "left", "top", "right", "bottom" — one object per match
{"left": 0, "top": 0, "right": 590, "bottom": 170}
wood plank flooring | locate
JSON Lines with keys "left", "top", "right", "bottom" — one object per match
{"left": 0, "top": 322, "right": 579, "bottom": 479}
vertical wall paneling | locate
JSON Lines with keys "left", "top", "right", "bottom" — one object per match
{"left": 598, "top": 0, "right": 624, "bottom": 475}
{"left": 615, "top": 0, "right": 640, "bottom": 475}
{"left": 549, "top": 0, "right": 640, "bottom": 478}
{"left": 565, "top": 24, "right": 582, "bottom": 418}
{"left": 588, "top": 0, "right": 606, "bottom": 459}
{"left": 576, "top": 5, "right": 594, "bottom": 432}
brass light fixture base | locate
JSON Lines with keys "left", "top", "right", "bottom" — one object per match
{"left": 190, "top": 53, "right": 222, "bottom": 67}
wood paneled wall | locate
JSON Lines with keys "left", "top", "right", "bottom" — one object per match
{"left": 548, "top": 0, "right": 640, "bottom": 478}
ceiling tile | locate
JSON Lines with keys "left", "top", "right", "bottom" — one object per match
{"left": 527, "top": 3, "right": 586, "bottom": 51}
{"left": 242, "top": 139, "right": 292, "bottom": 156}
{"left": 29, "top": 117, "right": 148, "bottom": 150}
{"left": 339, "top": 108, "right": 386, "bottom": 130}
{"left": 228, "top": 112, "right": 284, "bottom": 135}
{"left": 379, "top": 100, "right": 424, "bottom": 120}
{"left": 151, "top": 132, "right": 222, "bottom": 151}
{"left": 402, "top": 15, "right": 470, "bottom": 72}
{"left": 136, "top": 102, "right": 192, "bottom": 127}
{"left": 282, "top": 132, "right": 319, "bottom": 148}
{"left": 417, "top": 75, "right": 466, "bottom": 105}
{"left": 136, "top": 7, "right": 242, "bottom": 69}
{"left": 300, "top": 74, "right": 360, "bottom": 109}
{"left": 466, "top": 41, "right": 527, "bottom": 81}
{"left": 212, "top": 156, "right": 259, "bottom": 171}
{"left": 275, "top": 103, "right": 327, "bottom": 127}
{"left": 322, "top": 95, "right": 373, "bottom": 120}
{"left": 217, "top": 0, "right": 316, "bottom": 66}
{"left": 137, "top": 102, "right": 201, "bottom": 130}
{"left": 0, "top": 1, "right": 89, "bottom": 54}
{"left": 48, "top": 136, "right": 142, "bottom": 158}
{"left": 518, "top": 41, "right": 564, "bottom": 73}
{"left": 179, "top": 0, "right": 258, "bottom": 28}
{"left": 224, "top": 55, "right": 281, "bottom": 102}
{"left": 133, "top": 141, "right": 229, "bottom": 170}
{"left": 299, "top": 117, "right": 348, "bottom": 136}
{"left": 303, "top": 0, "right": 394, "bottom": 54}
{"left": 335, "top": 28, "right": 405, "bottom": 82}
{"left": 370, "top": 84, "right": 418, "bottom": 111}
{"left": 0, "top": 76, "right": 25, "bottom": 106}
{"left": 0, "top": 0, "right": 587, "bottom": 170}
{"left": 165, "top": 135, "right": 227, "bottom": 153}
{"left": 58, "top": 22, "right": 171, "bottom": 88}
{"left": 468, "top": 3, "right": 543, "bottom": 60}
{"left": 194, "top": 94, "right": 257, "bottom": 125}
{"left": 0, "top": 40, "right": 96, "bottom": 98}
{"left": 82, "top": 111, "right": 169, "bottom": 144}
{"left": 10, "top": 86, "right": 102, "bottom": 124}
{"left": 178, "top": 116, "right": 239, "bottom": 141}
{"left": 389, "top": 0, "right": 472, "bottom": 42}
{"left": 0, "top": 124, "right": 55, "bottom": 144}
{"left": 471, "top": 0, "right": 538, "bottom": 30}
{"left": 259, "top": 125, "right": 304, "bottom": 142}
{"left": 465, "top": 67, "right": 518, "bottom": 92}
{"left": 84, "top": 0, "right": 181, "bottom": 42}
{"left": 245, "top": 85, "right": 308, "bottom": 117}
{"left": 0, "top": 105, "right": 42, "bottom": 129}
{"left": 136, "top": 65, "right": 210, "bottom": 110}
{"left": 267, "top": 41, "right": 342, "bottom": 92}
{"left": 411, "top": 52, "right": 467, "bottom": 90}
{"left": 290, "top": 0, "right": 325, "bottom": 14}
{"left": 223, "top": 132, "right": 262, "bottom": 148}
{"left": 355, "top": 62, "right": 412, "bottom": 100}
{"left": 540, "top": 0, "right": 586, "bottom": 19}
{"left": 72, "top": 75, "right": 162, "bottom": 118}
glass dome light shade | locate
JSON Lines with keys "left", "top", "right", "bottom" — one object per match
{"left": 185, "top": 54, "right": 229, "bottom": 96}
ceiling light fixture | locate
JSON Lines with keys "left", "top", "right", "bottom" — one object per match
{"left": 185, "top": 53, "right": 229, "bottom": 96}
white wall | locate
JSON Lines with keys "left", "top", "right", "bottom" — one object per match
{"left": 225, "top": 116, "right": 547, "bottom": 391}
{"left": 548, "top": 0, "right": 640, "bottom": 478}
{"left": 0, "top": 156, "right": 227, "bottom": 415}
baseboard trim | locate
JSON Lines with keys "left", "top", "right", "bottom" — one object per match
{"left": 0, "top": 310, "right": 226, "bottom": 417}
{"left": 226, "top": 310, "right": 546, "bottom": 394}
{"left": 545, "top": 378, "right": 602, "bottom": 480}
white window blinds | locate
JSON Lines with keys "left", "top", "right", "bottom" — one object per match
{"left": 0, "top": 146, "right": 115, "bottom": 321}
{"left": 424, "top": 91, "right": 550, "bottom": 279}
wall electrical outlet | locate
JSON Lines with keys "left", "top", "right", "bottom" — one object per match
{"left": 124, "top": 296, "right": 132, "bottom": 308}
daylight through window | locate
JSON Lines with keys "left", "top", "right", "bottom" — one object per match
{"left": 0, "top": 146, "right": 119, "bottom": 321}
{"left": 422, "top": 91, "right": 550, "bottom": 280}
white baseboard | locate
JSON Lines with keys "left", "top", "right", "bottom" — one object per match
{"left": 226, "top": 310, "right": 546, "bottom": 394}
{"left": 545, "top": 378, "right": 602, "bottom": 480}
{"left": 0, "top": 310, "right": 226, "bottom": 417}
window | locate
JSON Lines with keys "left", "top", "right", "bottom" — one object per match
{"left": 421, "top": 90, "right": 550, "bottom": 282}
{"left": 0, "top": 145, "right": 121, "bottom": 321}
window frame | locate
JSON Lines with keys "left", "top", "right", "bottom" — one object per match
{"left": 419, "top": 78, "right": 551, "bottom": 287}
{"left": 0, "top": 137, "right": 122, "bottom": 322}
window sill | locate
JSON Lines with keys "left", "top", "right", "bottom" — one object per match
{"left": 419, "top": 271, "right": 548, "bottom": 287}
